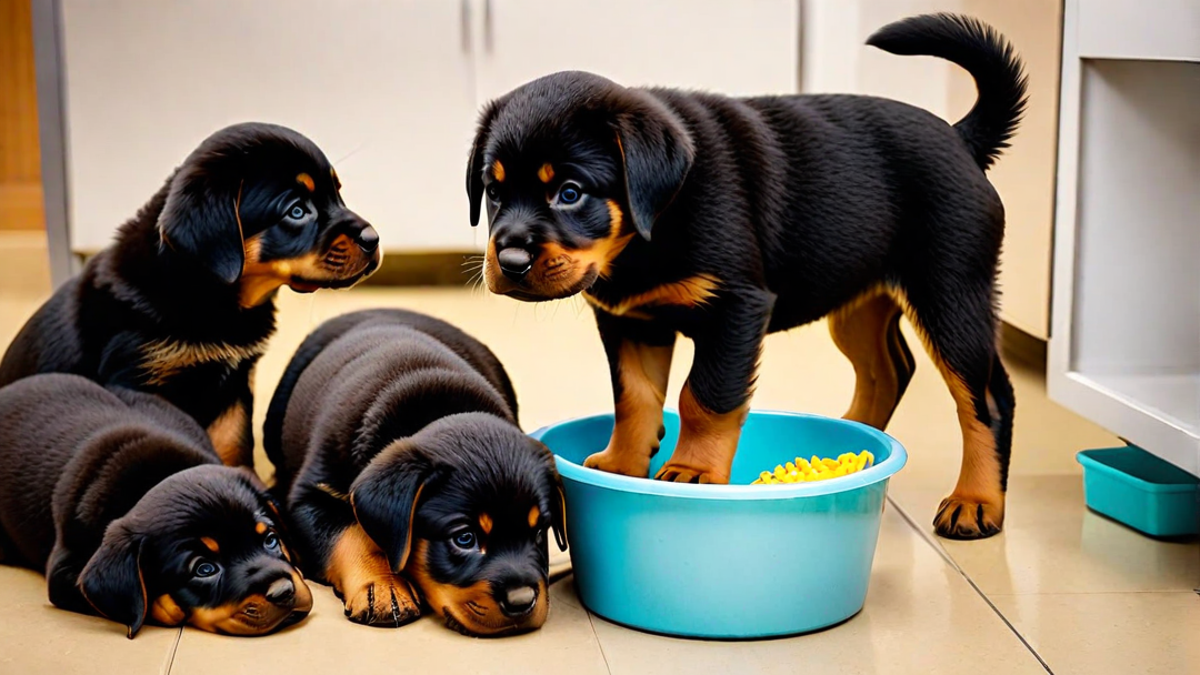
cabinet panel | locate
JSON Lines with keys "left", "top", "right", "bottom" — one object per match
{"left": 473, "top": 0, "right": 799, "bottom": 102}
{"left": 61, "top": 0, "right": 480, "bottom": 253}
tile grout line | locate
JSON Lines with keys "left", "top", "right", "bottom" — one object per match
{"left": 161, "top": 628, "right": 183, "bottom": 675}
{"left": 885, "top": 495, "right": 1056, "bottom": 675}
{"left": 585, "top": 608, "right": 615, "bottom": 675}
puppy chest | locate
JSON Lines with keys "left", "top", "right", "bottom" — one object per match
{"left": 139, "top": 337, "right": 267, "bottom": 386}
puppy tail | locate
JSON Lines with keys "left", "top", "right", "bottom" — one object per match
{"left": 867, "top": 13, "right": 1028, "bottom": 171}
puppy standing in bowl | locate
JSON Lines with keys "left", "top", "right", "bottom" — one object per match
{"left": 0, "top": 123, "right": 380, "bottom": 468}
{"left": 0, "top": 374, "right": 313, "bottom": 638}
{"left": 263, "top": 309, "right": 566, "bottom": 635}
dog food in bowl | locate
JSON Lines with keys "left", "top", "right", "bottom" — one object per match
{"left": 752, "top": 451, "right": 875, "bottom": 484}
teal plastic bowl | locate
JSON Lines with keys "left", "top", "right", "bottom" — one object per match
{"left": 1077, "top": 446, "right": 1200, "bottom": 537}
{"left": 531, "top": 409, "right": 907, "bottom": 639}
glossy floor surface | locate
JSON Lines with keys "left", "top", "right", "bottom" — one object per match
{"left": 1, "top": 234, "right": 1196, "bottom": 674}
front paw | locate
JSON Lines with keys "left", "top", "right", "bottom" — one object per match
{"left": 654, "top": 461, "right": 729, "bottom": 485}
{"left": 584, "top": 446, "right": 651, "bottom": 478}
{"left": 933, "top": 496, "right": 1004, "bottom": 539}
{"left": 339, "top": 576, "right": 421, "bottom": 627}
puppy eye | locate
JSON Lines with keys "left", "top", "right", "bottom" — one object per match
{"left": 285, "top": 203, "right": 310, "bottom": 222}
{"left": 485, "top": 183, "right": 500, "bottom": 202}
{"left": 263, "top": 532, "right": 280, "bottom": 551}
{"left": 556, "top": 182, "right": 583, "bottom": 206}
{"left": 451, "top": 530, "right": 477, "bottom": 551}
{"left": 192, "top": 559, "right": 220, "bottom": 578}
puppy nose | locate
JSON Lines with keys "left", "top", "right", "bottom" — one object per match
{"left": 497, "top": 248, "right": 534, "bottom": 281}
{"left": 265, "top": 578, "right": 296, "bottom": 608}
{"left": 498, "top": 585, "right": 538, "bottom": 617}
{"left": 355, "top": 225, "right": 379, "bottom": 253}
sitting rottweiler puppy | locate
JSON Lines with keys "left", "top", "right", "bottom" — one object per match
{"left": 0, "top": 122, "right": 380, "bottom": 468}
{"left": 0, "top": 374, "right": 312, "bottom": 638}
{"left": 465, "top": 14, "right": 1026, "bottom": 539}
{"left": 263, "top": 309, "right": 566, "bottom": 635}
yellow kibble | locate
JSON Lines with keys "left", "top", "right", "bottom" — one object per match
{"left": 751, "top": 448, "right": 879, "bottom": 485}
{"left": 822, "top": 458, "right": 840, "bottom": 470}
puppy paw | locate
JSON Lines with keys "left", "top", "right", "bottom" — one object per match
{"left": 583, "top": 447, "right": 650, "bottom": 478}
{"left": 654, "top": 461, "right": 729, "bottom": 485}
{"left": 933, "top": 496, "right": 1004, "bottom": 540}
{"left": 340, "top": 576, "right": 421, "bottom": 627}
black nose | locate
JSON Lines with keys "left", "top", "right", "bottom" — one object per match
{"left": 355, "top": 225, "right": 379, "bottom": 253}
{"left": 265, "top": 578, "right": 296, "bottom": 608}
{"left": 498, "top": 585, "right": 538, "bottom": 617}
{"left": 497, "top": 248, "right": 534, "bottom": 281}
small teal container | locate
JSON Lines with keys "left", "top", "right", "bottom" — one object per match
{"left": 1076, "top": 446, "right": 1200, "bottom": 537}
{"left": 532, "top": 409, "right": 907, "bottom": 639}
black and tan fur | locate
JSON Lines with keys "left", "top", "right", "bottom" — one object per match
{"left": 0, "top": 374, "right": 312, "bottom": 637}
{"left": 0, "top": 123, "right": 380, "bottom": 468}
{"left": 466, "top": 15, "right": 1024, "bottom": 539}
{"left": 264, "top": 309, "right": 566, "bottom": 635}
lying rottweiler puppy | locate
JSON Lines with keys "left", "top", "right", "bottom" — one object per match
{"left": 465, "top": 14, "right": 1025, "bottom": 539}
{"left": 0, "top": 374, "right": 312, "bottom": 638}
{"left": 263, "top": 309, "right": 566, "bottom": 635}
{"left": 0, "top": 123, "right": 380, "bottom": 468}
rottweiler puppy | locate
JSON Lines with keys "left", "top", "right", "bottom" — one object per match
{"left": 0, "top": 374, "right": 313, "bottom": 638}
{"left": 465, "top": 14, "right": 1025, "bottom": 539}
{"left": 263, "top": 309, "right": 566, "bottom": 635}
{"left": 0, "top": 123, "right": 380, "bottom": 468}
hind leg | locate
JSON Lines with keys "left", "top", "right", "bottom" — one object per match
{"left": 829, "top": 291, "right": 916, "bottom": 430}
{"left": 904, "top": 284, "right": 1014, "bottom": 540}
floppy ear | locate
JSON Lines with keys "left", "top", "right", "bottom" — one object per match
{"left": 611, "top": 96, "right": 695, "bottom": 241}
{"left": 349, "top": 441, "right": 441, "bottom": 574}
{"left": 78, "top": 526, "right": 149, "bottom": 639}
{"left": 157, "top": 164, "right": 245, "bottom": 284}
{"left": 551, "top": 479, "right": 568, "bottom": 552}
{"left": 466, "top": 99, "right": 504, "bottom": 228}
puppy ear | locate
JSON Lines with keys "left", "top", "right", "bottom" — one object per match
{"left": 157, "top": 165, "right": 245, "bottom": 284}
{"left": 611, "top": 96, "right": 695, "bottom": 241}
{"left": 551, "top": 480, "right": 568, "bottom": 552}
{"left": 78, "top": 525, "right": 149, "bottom": 639}
{"left": 466, "top": 99, "right": 504, "bottom": 228}
{"left": 349, "top": 441, "right": 440, "bottom": 574}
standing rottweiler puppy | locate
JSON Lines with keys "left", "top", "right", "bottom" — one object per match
{"left": 264, "top": 309, "right": 566, "bottom": 635}
{"left": 465, "top": 14, "right": 1027, "bottom": 539}
{"left": 0, "top": 374, "right": 313, "bottom": 638}
{"left": 0, "top": 123, "right": 380, "bottom": 468}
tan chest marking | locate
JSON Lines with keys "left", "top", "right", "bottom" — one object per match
{"left": 584, "top": 274, "right": 721, "bottom": 319}
{"left": 140, "top": 338, "right": 267, "bottom": 386}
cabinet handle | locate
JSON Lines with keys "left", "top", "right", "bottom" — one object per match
{"left": 460, "top": 0, "right": 472, "bottom": 53}
{"left": 484, "top": 0, "right": 493, "bottom": 53}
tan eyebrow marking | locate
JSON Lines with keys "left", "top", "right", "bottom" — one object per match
{"left": 479, "top": 513, "right": 494, "bottom": 535}
{"left": 492, "top": 160, "right": 506, "bottom": 183}
{"left": 296, "top": 173, "right": 315, "bottom": 192}
{"left": 255, "top": 522, "right": 268, "bottom": 535}
{"left": 528, "top": 506, "right": 540, "bottom": 529}
{"left": 201, "top": 537, "right": 220, "bottom": 553}
{"left": 537, "top": 163, "right": 555, "bottom": 183}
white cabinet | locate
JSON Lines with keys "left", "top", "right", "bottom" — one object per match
{"left": 58, "top": 0, "right": 798, "bottom": 255}
{"left": 1049, "top": 0, "right": 1200, "bottom": 475}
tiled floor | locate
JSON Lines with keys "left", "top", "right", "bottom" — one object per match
{"left": 1, "top": 233, "right": 1196, "bottom": 674}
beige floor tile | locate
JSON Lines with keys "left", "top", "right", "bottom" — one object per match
{"left": 897, "top": 476, "right": 1200, "bottom": 595}
{"left": 168, "top": 578, "right": 608, "bottom": 675}
{"left": 0, "top": 566, "right": 181, "bottom": 675}
{"left": 991, "top": 592, "right": 1200, "bottom": 675}
{"left": 588, "top": 506, "right": 1047, "bottom": 675}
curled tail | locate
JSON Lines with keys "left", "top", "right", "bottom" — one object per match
{"left": 867, "top": 13, "right": 1028, "bottom": 171}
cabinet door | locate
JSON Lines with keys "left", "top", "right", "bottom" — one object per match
{"left": 61, "top": 0, "right": 480, "bottom": 253}
{"left": 472, "top": 0, "right": 799, "bottom": 102}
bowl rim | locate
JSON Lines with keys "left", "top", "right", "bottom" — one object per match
{"left": 531, "top": 408, "right": 908, "bottom": 501}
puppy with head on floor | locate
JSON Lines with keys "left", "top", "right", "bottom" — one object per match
{"left": 0, "top": 122, "right": 380, "bottom": 468}
{"left": 466, "top": 14, "right": 1025, "bottom": 539}
{"left": 264, "top": 309, "right": 566, "bottom": 635}
{"left": 0, "top": 374, "right": 313, "bottom": 638}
